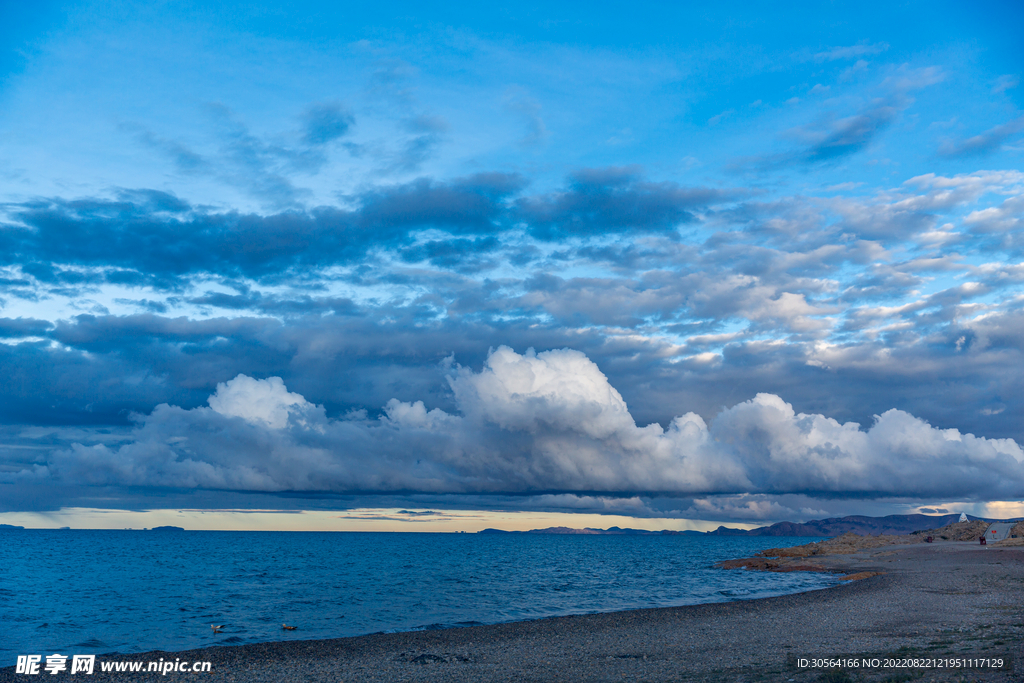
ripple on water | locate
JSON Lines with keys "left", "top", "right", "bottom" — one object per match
{"left": 3, "top": 531, "right": 835, "bottom": 655}
{"left": 73, "top": 639, "right": 108, "bottom": 648}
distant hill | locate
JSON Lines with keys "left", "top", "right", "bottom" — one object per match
{"left": 478, "top": 513, "right": 1014, "bottom": 538}
{"left": 0, "top": 523, "right": 25, "bottom": 530}
{"left": 150, "top": 526, "right": 186, "bottom": 532}
{"left": 707, "top": 514, "right": 983, "bottom": 537}
{"left": 479, "top": 526, "right": 703, "bottom": 536}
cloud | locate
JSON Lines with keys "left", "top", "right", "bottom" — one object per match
{"left": 839, "top": 60, "right": 870, "bottom": 83}
{"left": 707, "top": 109, "right": 734, "bottom": 126}
{"left": 132, "top": 103, "right": 358, "bottom": 209}
{"left": 398, "top": 235, "right": 501, "bottom": 271}
{"left": 4, "top": 170, "right": 1024, "bottom": 455}
{"left": 301, "top": 102, "right": 354, "bottom": 145}
{"left": 733, "top": 100, "right": 900, "bottom": 170}
{"left": 355, "top": 172, "right": 522, "bottom": 234}
{"left": 992, "top": 75, "right": 1019, "bottom": 95}
{"left": 879, "top": 65, "right": 944, "bottom": 93}
{"left": 503, "top": 87, "right": 549, "bottom": 146}
{"left": 129, "top": 127, "right": 210, "bottom": 175}
{"left": 2, "top": 175, "right": 523, "bottom": 281}
{"left": 516, "top": 167, "right": 731, "bottom": 239}
{"left": 0, "top": 317, "right": 53, "bottom": 338}
{"left": 1, "top": 169, "right": 735, "bottom": 282}
{"left": 735, "top": 67, "right": 942, "bottom": 171}
{"left": 15, "top": 347, "right": 1022, "bottom": 504}
{"left": 812, "top": 43, "right": 889, "bottom": 62}
{"left": 937, "top": 115, "right": 1024, "bottom": 158}
{"left": 208, "top": 374, "right": 314, "bottom": 429}
{"left": 963, "top": 193, "right": 1024, "bottom": 235}
{"left": 389, "top": 115, "right": 449, "bottom": 171}
{"left": 366, "top": 58, "right": 419, "bottom": 105}
{"left": 210, "top": 106, "right": 318, "bottom": 208}
{"left": 785, "top": 100, "right": 900, "bottom": 163}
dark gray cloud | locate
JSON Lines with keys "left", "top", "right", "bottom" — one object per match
{"left": 791, "top": 101, "right": 899, "bottom": 162}
{"left": 387, "top": 115, "right": 449, "bottom": 172}
{"left": 301, "top": 102, "right": 354, "bottom": 145}
{"left": 734, "top": 68, "right": 943, "bottom": 171}
{"left": 128, "top": 127, "right": 211, "bottom": 175}
{"left": 398, "top": 236, "right": 501, "bottom": 271}
{"left": 3, "top": 169, "right": 736, "bottom": 284}
{"left": 737, "top": 100, "right": 900, "bottom": 171}
{"left": 186, "top": 289, "right": 361, "bottom": 316}
{"left": 0, "top": 317, "right": 52, "bottom": 337}
{"left": 113, "top": 188, "right": 191, "bottom": 214}
{"left": 938, "top": 115, "right": 1024, "bottom": 158}
{"left": 517, "top": 167, "right": 731, "bottom": 239}
{"left": 2, "top": 178, "right": 511, "bottom": 283}
{"left": 355, "top": 172, "right": 523, "bottom": 235}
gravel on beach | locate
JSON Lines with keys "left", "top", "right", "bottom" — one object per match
{"left": 4, "top": 542, "right": 1022, "bottom": 682}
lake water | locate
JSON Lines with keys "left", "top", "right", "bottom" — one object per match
{"left": 0, "top": 530, "right": 835, "bottom": 656}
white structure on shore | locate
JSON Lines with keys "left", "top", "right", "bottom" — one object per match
{"left": 959, "top": 512, "right": 968, "bottom": 522}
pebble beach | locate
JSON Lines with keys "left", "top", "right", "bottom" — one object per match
{"left": 4, "top": 541, "right": 1022, "bottom": 682}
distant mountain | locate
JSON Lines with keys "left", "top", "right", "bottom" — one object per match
{"left": 150, "top": 526, "right": 186, "bottom": 532}
{"left": 478, "top": 513, "right": 1012, "bottom": 538}
{"left": 0, "top": 523, "right": 25, "bottom": 530}
{"left": 478, "top": 526, "right": 703, "bottom": 536}
{"left": 705, "top": 513, "right": 980, "bottom": 537}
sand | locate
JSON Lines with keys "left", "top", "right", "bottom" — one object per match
{"left": 4, "top": 542, "right": 1022, "bottom": 682}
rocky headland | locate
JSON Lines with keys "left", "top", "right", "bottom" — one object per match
{"left": 717, "top": 518, "right": 1024, "bottom": 575}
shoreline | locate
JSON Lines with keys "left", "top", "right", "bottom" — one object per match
{"left": 5, "top": 542, "right": 1023, "bottom": 682}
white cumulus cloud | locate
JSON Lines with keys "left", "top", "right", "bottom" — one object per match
{"left": 208, "top": 374, "right": 313, "bottom": 428}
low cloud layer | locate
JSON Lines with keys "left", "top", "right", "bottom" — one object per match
{"left": 16, "top": 347, "right": 1021, "bottom": 503}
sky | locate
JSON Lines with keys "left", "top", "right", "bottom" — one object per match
{"left": 1, "top": 0, "right": 1024, "bottom": 530}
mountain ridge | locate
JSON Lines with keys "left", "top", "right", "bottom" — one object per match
{"left": 478, "top": 513, "right": 1017, "bottom": 537}
{"left": 478, "top": 525, "right": 702, "bottom": 536}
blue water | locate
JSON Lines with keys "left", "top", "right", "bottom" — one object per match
{"left": 0, "top": 530, "right": 836, "bottom": 656}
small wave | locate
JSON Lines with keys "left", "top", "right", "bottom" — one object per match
{"left": 415, "top": 621, "right": 483, "bottom": 631}
{"left": 73, "top": 639, "right": 108, "bottom": 648}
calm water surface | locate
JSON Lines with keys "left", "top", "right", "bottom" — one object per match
{"left": 1, "top": 530, "right": 834, "bottom": 656}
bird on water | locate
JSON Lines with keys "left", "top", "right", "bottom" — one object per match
{"left": 282, "top": 624, "right": 297, "bottom": 630}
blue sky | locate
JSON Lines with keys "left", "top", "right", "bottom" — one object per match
{"left": 2, "top": 0, "right": 1024, "bottom": 529}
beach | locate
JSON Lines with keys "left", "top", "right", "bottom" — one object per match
{"left": 4, "top": 541, "right": 1022, "bottom": 682}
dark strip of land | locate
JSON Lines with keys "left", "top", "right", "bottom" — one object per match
{"left": 3, "top": 542, "right": 1022, "bottom": 682}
